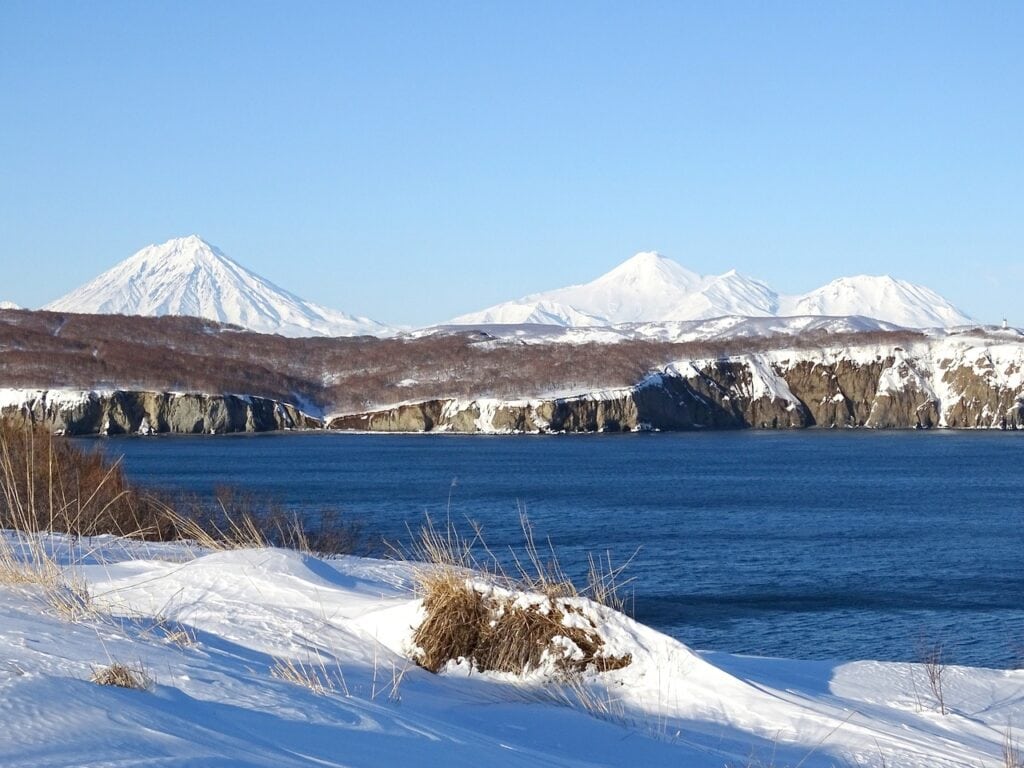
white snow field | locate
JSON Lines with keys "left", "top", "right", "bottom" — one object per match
{"left": 450, "top": 251, "right": 973, "bottom": 329}
{"left": 43, "top": 236, "right": 392, "bottom": 338}
{"left": 1, "top": 533, "right": 1020, "bottom": 767}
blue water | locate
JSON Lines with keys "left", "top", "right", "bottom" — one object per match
{"left": 87, "top": 431, "right": 1024, "bottom": 669}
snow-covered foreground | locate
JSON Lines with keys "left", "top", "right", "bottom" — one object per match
{"left": 1, "top": 534, "right": 1020, "bottom": 767}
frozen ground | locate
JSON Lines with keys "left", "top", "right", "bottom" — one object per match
{"left": 1, "top": 533, "right": 1020, "bottom": 767}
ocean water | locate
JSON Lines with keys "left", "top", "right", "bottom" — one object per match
{"left": 88, "top": 430, "right": 1024, "bottom": 669}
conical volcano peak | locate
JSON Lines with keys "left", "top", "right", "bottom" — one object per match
{"left": 43, "top": 237, "right": 391, "bottom": 338}
{"left": 603, "top": 251, "right": 702, "bottom": 287}
{"left": 126, "top": 235, "right": 230, "bottom": 269}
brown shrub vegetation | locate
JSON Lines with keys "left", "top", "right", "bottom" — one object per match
{"left": 0, "top": 309, "right": 930, "bottom": 417}
{"left": 90, "top": 662, "right": 151, "bottom": 690}
{"left": 0, "top": 419, "right": 172, "bottom": 539}
{"left": 413, "top": 568, "right": 631, "bottom": 676}
{"left": 405, "top": 513, "right": 632, "bottom": 677}
{"left": 0, "top": 419, "right": 359, "bottom": 553}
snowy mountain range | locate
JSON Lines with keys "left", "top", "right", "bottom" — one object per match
{"left": 450, "top": 251, "right": 972, "bottom": 329}
{"left": 39, "top": 238, "right": 972, "bottom": 338}
{"left": 44, "top": 236, "right": 391, "bottom": 338}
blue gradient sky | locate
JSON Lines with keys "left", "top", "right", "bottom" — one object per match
{"left": 1, "top": 2, "right": 1021, "bottom": 325}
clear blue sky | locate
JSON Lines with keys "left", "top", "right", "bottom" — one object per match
{"left": 1, "top": 2, "right": 1021, "bottom": 325}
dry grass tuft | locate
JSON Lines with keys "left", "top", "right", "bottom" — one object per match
{"left": 0, "top": 531, "right": 61, "bottom": 586}
{"left": 150, "top": 486, "right": 362, "bottom": 555}
{"left": 0, "top": 524, "right": 94, "bottom": 622}
{"left": 270, "top": 652, "right": 348, "bottom": 697}
{"left": 147, "top": 614, "right": 197, "bottom": 647}
{"left": 408, "top": 512, "right": 634, "bottom": 677}
{"left": 90, "top": 661, "right": 151, "bottom": 690}
{"left": 1006, "top": 727, "right": 1024, "bottom": 768}
{"left": 0, "top": 421, "right": 102, "bottom": 622}
{"left": 413, "top": 571, "right": 632, "bottom": 675}
{"left": 45, "top": 577, "right": 93, "bottom": 621}
{"left": 160, "top": 627, "right": 196, "bottom": 647}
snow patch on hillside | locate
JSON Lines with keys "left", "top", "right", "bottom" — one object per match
{"left": 424, "top": 315, "right": 907, "bottom": 347}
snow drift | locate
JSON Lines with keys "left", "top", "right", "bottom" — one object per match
{"left": 0, "top": 533, "right": 1019, "bottom": 767}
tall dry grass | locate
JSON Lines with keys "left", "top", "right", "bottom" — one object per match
{"left": 165, "top": 486, "right": 361, "bottom": 554}
{"left": 0, "top": 419, "right": 173, "bottom": 540}
{"left": 0, "top": 419, "right": 360, "bottom": 555}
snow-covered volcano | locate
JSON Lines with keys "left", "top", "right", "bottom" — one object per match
{"left": 778, "top": 275, "right": 971, "bottom": 328}
{"left": 44, "top": 236, "right": 391, "bottom": 338}
{"left": 450, "top": 252, "right": 972, "bottom": 329}
{"left": 450, "top": 252, "right": 775, "bottom": 326}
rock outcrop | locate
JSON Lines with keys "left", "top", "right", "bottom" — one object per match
{"left": 4, "top": 332, "right": 1023, "bottom": 435}
{"left": 1, "top": 390, "right": 320, "bottom": 436}
{"left": 326, "top": 337, "right": 1024, "bottom": 433}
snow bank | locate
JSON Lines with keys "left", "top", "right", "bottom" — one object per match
{"left": 1, "top": 533, "right": 1020, "bottom": 767}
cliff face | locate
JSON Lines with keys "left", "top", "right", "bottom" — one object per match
{"left": 0, "top": 390, "right": 320, "bottom": 435}
{"left": 326, "top": 335, "right": 1024, "bottom": 434}
{"left": 3, "top": 333, "right": 1022, "bottom": 435}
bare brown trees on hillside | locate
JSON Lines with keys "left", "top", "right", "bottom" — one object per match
{"left": 0, "top": 308, "right": 928, "bottom": 415}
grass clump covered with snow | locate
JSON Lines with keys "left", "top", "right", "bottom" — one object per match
{"left": 407, "top": 512, "right": 633, "bottom": 677}
{"left": 414, "top": 567, "right": 632, "bottom": 675}
{"left": 90, "top": 661, "right": 151, "bottom": 690}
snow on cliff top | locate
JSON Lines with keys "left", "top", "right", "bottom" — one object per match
{"left": 1, "top": 533, "right": 1020, "bottom": 767}
{"left": 0, "top": 300, "right": 21, "bottom": 309}
{"left": 426, "top": 314, "right": 906, "bottom": 346}
{"left": 450, "top": 252, "right": 972, "bottom": 330}
{"left": 43, "top": 235, "right": 392, "bottom": 338}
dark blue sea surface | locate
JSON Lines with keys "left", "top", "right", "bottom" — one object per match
{"left": 87, "top": 431, "right": 1024, "bottom": 668}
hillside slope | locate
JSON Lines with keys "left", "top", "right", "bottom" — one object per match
{"left": 1, "top": 309, "right": 1021, "bottom": 434}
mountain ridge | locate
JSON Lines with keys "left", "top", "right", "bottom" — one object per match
{"left": 41, "top": 238, "right": 974, "bottom": 334}
{"left": 450, "top": 252, "right": 972, "bottom": 329}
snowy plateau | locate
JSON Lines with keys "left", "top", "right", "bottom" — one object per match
{"left": 43, "top": 236, "right": 391, "bottom": 338}
{"left": 0, "top": 533, "right": 1021, "bottom": 768}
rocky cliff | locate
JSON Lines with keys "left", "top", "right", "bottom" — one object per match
{"left": 0, "top": 390, "right": 320, "bottom": 435}
{"left": 327, "top": 333, "right": 1024, "bottom": 433}
{"left": 3, "top": 331, "right": 1022, "bottom": 435}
